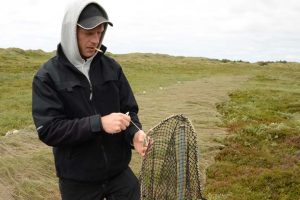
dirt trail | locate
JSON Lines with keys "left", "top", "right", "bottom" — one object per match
{"left": 0, "top": 182, "right": 13, "bottom": 200}
{"left": 134, "top": 75, "right": 249, "bottom": 184}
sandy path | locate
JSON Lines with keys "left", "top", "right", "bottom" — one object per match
{"left": 133, "top": 75, "right": 249, "bottom": 184}
{"left": 0, "top": 182, "right": 13, "bottom": 200}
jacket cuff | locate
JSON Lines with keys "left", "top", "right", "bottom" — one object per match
{"left": 127, "top": 125, "right": 140, "bottom": 148}
{"left": 89, "top": 114, "right": 102, "bottom": 133}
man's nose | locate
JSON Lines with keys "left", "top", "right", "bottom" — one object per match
{"left": 91, "top": 33, "right": 100, "bottom": 44}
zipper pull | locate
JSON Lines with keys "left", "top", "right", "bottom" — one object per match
{"left": 89, "top": 85, "right": 93, "bottom": 100}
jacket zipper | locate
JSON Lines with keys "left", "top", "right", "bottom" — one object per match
{"left": 100, "top": 138, "right": 109, "bottom": 179}
{"left": 88, "top": 67, "right": 109, "bottom": 177}
{"left": 89, "top": 84, "right": 93, "bottom": 101}
{"left": 88, "top": 83, "right": 97, "bottom": 114}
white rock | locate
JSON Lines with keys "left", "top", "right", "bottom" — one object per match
{"left": 5, "top": 129, "right": 19, "bottom": 136}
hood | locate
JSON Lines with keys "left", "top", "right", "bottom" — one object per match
{"left": 61, "top": 0, "right": 110, "bottom": 66}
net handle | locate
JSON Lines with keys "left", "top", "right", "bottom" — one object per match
{"left": 178, "top": 125, "right": 186, "bottom": 200}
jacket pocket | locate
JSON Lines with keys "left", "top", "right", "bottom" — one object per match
{"left": 56, "top": 80, "right": 83, "bottom": 90}
{"left": 55, "top": 81, "right": 92, "bottom": 117}
{"left": 93, "top": 80, "right": 121, "bottom": 114}
{"left": 65, "top": 139, "right": 106, "bottom": 180}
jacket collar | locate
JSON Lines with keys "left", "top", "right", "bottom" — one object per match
{"left": 56, "top": 44, "right": 107, "bottom": 67}
{"left": 56, "top": 44, "right": 117, "bottom": 83}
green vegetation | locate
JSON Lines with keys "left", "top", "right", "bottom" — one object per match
{"left": 0, "top": 48, "right": 299, "bottom": 199}
{"left": 0, "top": 48, "right": 54, "bottom": 135}
{"left": 114, "top": 53, "right": 253, "bottom": 94}
{"left": 0, "top": 48, "right": 253, "bottom": 135}
{"left": 0, "top": 126, "right": 59, "bottom": 199}
{"left": 206, "top": 65, "right": 300, "bottom": 199}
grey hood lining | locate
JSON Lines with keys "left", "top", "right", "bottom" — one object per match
{"left": 60, "top": 0, "right": 111, "bottom": 67}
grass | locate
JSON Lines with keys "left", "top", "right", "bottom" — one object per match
{"left": 0, "top": 126, "right": 60, "bottom": 199}
{"left": 0, "top": 48, "right": 300, "bottom": 199}
{"left": 0, "top": 49, "right": 254, "bottom": 135}
{"left": 205, "top": 64, "right": 300, "bottom": 199}
{"left": 0, "top": 48, "right": 54, "bottom": 135}
{"left": 115, "top": 53, "right": 252, "bottom": 93}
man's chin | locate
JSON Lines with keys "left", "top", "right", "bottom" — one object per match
{"left": 82, "top": 51, "right": 96, "bottom": 59}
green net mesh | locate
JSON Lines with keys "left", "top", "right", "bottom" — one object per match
{"left": 139, "top": 114, "right": 205, "bottom": 200}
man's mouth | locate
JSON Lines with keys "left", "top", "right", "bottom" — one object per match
{"left": 94, "top": 47, "right": 102, "bottom": 53}
{"left": 86, "top": 47, "right": 96, "bottom": 52}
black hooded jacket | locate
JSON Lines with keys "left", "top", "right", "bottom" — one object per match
{"left": 32, "top": 44, "right": 141, "bottom": 182}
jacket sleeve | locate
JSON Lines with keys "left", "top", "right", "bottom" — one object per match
{"left": 117, "top": 68, "right": 142, "bottom": 146}
{"left": 32, "top": 73, "right": 101, "bottom": 147}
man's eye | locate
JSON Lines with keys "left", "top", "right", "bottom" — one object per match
{"left": 86, "top": 32, "right": 94, "bottom": 36}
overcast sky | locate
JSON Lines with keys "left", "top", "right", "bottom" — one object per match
{"left": 0, "top": 0, "right": 299, "bottom": 62}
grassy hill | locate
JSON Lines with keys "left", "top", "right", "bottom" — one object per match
{"left": 0, "top": 48, "right": 54, "bottom": 135}
{"left": 0, "top": 48, "right": 299, "bottom": 199}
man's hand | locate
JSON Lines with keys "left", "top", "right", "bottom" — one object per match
{"left": 133, "top": 130, "right": 152, "bottom": 157}
{"left": 101, "top": 113, "right": 130, "bottom": 134}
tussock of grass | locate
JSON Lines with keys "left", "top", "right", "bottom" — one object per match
{"left": 0, "top": 48, "right": 54, "bottom": 135}
{"left": 206, "top": 70, "right": 300, "bottom": 199}
{"left": 0, "top": 129, "right": 59, "bottom": 199}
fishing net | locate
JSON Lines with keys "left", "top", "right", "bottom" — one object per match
{"left": 139, "top": 114, "right": 205, "bottom": 200}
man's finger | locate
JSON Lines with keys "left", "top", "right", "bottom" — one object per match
{"left": 141, "top": 138, "right": 153, "bottom": 157}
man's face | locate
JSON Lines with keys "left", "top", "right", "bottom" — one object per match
{"left": 77, "top": 24, "right": 105, "bottom": 59}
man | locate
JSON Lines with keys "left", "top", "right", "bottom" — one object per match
{"left": 32, "top": 0, "right": 149, "bottom": 199}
